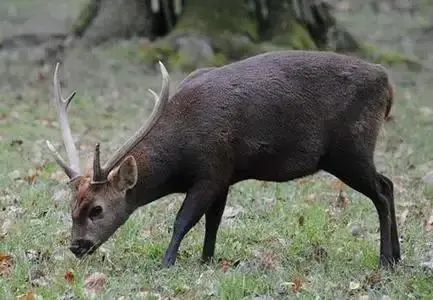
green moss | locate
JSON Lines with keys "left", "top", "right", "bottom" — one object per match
{"left": 360, "top": 42, "right": 407, "bottom": 65}
{"left": 211, "top": 52, "right": 229, "bottom": 66}
{"left": 174, "top": 0, "right": 257, "bottom": 40}
{"left": 70, "top": 0, "right": 101, "bottom": 36}
{"left": 139, "top": 41, "right": 176, "bottom": 66}
{"left": 272, "top": 20, "right": 317, "bottom": 50}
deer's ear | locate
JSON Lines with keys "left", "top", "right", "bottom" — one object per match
{"left": 108, "top": 155, "right": 138, "bottom": 192}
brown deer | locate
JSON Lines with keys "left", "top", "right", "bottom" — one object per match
{"left": 46, "top": 50, "right": 400, "bottom": 268}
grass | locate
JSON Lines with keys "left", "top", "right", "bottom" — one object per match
{"left": 0, "top": 54, "right": 432, "bottom": 300}
{"left": 1, "top": 7, "right": 433, "bottom": 300}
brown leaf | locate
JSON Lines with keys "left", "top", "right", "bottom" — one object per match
{"left": 0, "top": 253, "right": 13, "bottom": 277}
{"left": 84, "top": 272, "right": 107, "bottom": 297}
{"left": 331, "top": 179, "right": 345, "bottom": 191}
{"left": 424, "top": 212, "right": 433, "bottom": 232}
{"left": 260, "top": 250, "right": 278, "bottom": 269}
{"left": 24, "top": 168, "right": 42, "bottom": 184}
{"left": 17, "top": 290, "right": 36, "bottom": 300}
{"left": 291, "top": 276, "right": 304, "bottom": 293}
{"left": 64, "top": 271, "right": 74, "bottom": 282}
{"left": 219, "top": 259, "right": 234, "bottom": 272}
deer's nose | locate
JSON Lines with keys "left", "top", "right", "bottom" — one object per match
{"left": 69, "top": 239, "right": 95, "bottom": 258}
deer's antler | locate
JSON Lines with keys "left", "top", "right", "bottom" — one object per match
{"left": 46, "top": 63, "right": 81, "bottom": 181}
{"left": 92, "top": 61, "right": 170, "bottom": 183}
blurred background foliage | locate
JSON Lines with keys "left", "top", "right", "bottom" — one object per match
{"left": 2, "top": 0, "right": 431, "bottom": 73}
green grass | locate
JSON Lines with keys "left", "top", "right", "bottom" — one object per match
{"left": 0, "top": 58, "right": 432, "bottom": 299}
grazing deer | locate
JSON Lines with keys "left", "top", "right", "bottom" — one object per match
{"left": 46, "top": 50, "right": 400, "bottom": 267}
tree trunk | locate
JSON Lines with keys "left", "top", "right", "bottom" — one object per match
{"left": 72, "top": 0, "right": 356, "bottom": 50}
{"left": 72, "top": 0, "right": 154, "bottom": 46}
{"left": 69, "top": 0, "right": 366, "bottom": 71}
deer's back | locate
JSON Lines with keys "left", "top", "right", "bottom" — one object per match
{"left": 156, "top": 51, "right": 392, "bottom": 182}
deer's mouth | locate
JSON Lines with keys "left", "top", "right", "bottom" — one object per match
{"left": 69, "top": 239, "right": 99, "bottom": 258}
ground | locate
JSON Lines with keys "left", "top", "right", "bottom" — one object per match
{"left": 1, "top": 1, "right": 433, "bottom": 299}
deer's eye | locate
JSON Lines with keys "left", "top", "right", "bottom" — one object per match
{"left": 89, "top": 205, "right": 103, "bottom": 220}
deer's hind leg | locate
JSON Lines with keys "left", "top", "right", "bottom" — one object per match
{"left": 321, "top": 148, "right": 400, "bottom": 267}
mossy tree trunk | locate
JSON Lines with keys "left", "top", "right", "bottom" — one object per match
{"left": 72, "top": 0, "right": 158, "bottom": 46}
{"left": 72, "top": 0, "right": 357, "bottom": 50}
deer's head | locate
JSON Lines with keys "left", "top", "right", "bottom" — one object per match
{"left": 46, "top": 62, "right": 170, "bottom": 257}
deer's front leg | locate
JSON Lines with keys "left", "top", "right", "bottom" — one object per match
{"left": 162, "top": 180, "right": 227, "bottom": 267}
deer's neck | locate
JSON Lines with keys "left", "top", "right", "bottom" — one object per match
{"left": 127, "top": 137, "right": 185, "bottom": 208}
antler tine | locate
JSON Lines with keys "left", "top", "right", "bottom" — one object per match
{"left": 46, "top": 62, "right": 81, "bottom": 179}
{"left": 92, "top": 143, "right": 104, "bottom": 183}
{"left": 45, "top": 140, "right": 80, "bottom": 180}
{"left": 97, "top": 61, "right": 170, "bottom": 178}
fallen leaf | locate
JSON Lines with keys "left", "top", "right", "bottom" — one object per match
{"left": 218, "top": 259, "right": 240, "bottom": 272}
{"left": 24, "top": 168, "right": 41, "bottom": 184}
{"left": 84, "top": 272, "right": 107, "bottom": 298}
{"left": 291, "top": 276, "right": 304, "bottom": 293}
{"left": 17, "top": 290, "right": 37, "bottom": 300}
{"left": 65, "top": 271, "right": 74, "bottom": 282}
{"left": 0, "top": 253, "right": 13, "bottom": 277}
{"left": 349, "top": 281, "right": 361, "bottom": 291}
{"left": 424, "top": 212, "right": 433, "bottom": 232}
{"left": 260, "top": 250, "right": 278, "bottom": 269}
{"left": 219, "top": 259, "right": 232, "bottom": 272}
{"left": 331, "top": 179, "right": 345, "bottom": 191}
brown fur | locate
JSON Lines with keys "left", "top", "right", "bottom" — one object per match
{"left": 66, "top": 50, "right": 400, "bottom": 268}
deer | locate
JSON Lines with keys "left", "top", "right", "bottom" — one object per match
{"left": 46, "top": 50, "right": 400, "bottom": 268}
